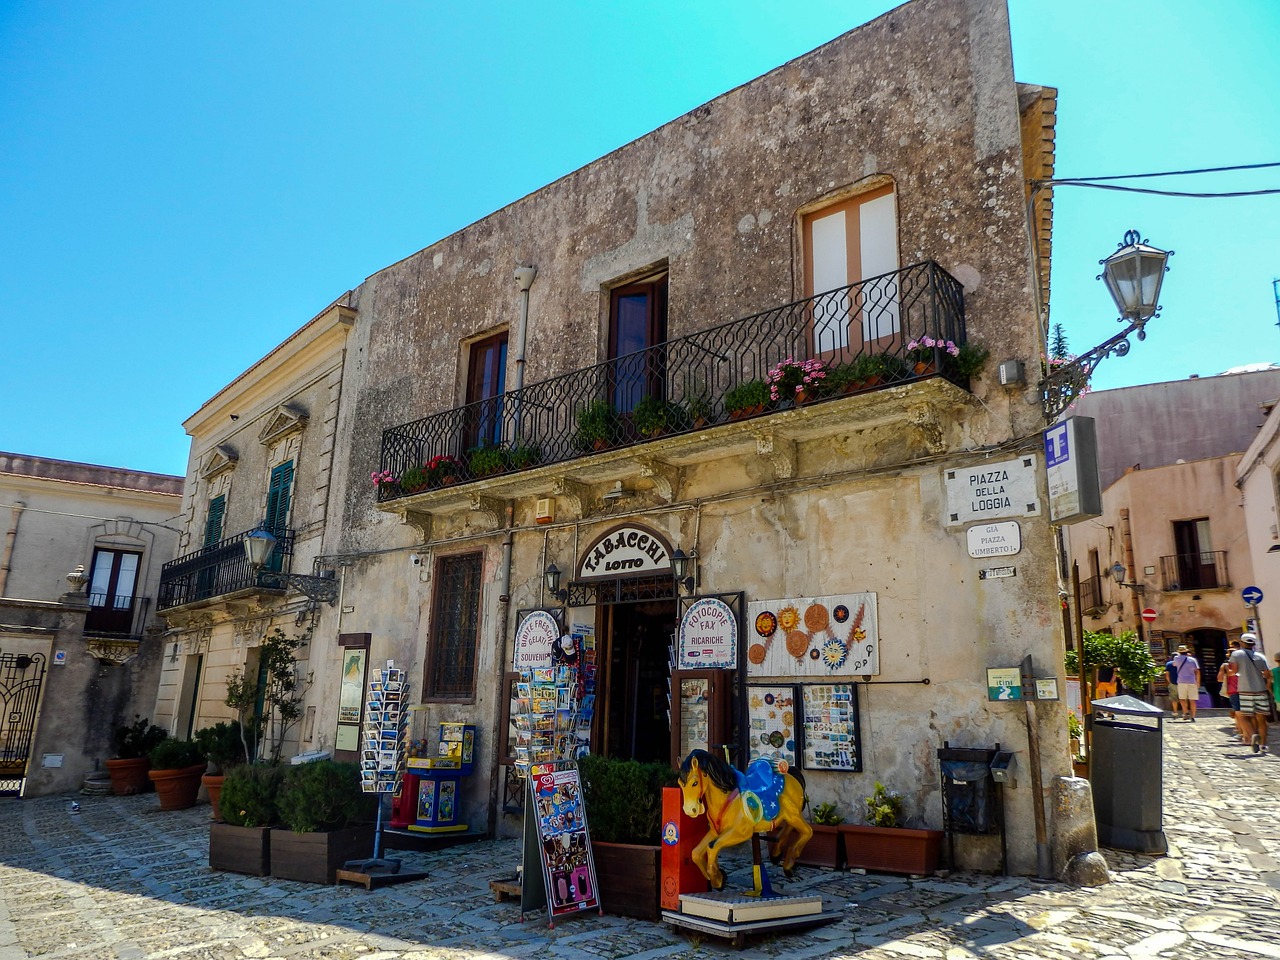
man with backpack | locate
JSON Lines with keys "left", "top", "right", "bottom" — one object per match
{"left": 1229, "top": 633, "right": 1272, "bottom": 754}
{"left": 1170, "top": 645, "right": 1201, "bottom": 721}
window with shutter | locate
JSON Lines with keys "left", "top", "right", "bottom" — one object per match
{"left": 204, "top": 495, "right": 226, "bottom": 548}
{"left": 264, "top": 461, "right": 293, "bottom": 536}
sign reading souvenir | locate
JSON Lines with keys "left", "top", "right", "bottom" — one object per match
{"left": 527, "top": 762, "right": 600, "bottom": 922}
{"left": 986, "top": 666, "right": 1023, "bottom": 701}
{"left": 678, "top": 597, "right": 738, "bottom": 669}
{"left": 943, "top": 455, "right": 1040, "bottom": 526}
{"left": 746, "top": 593, "right": 879, "bottom": 677}
{"left": 746, "top": 685, "right": 798, "bottom": 768}
{"left": 514, "top": 610, "right": 560, "bottom": 671}
{"left": 801, "top": 683, "right": 862, "bottom": 771}
{"left": 966, "top": 521, "right": 1022, "bottom": 558}
{"left": 576, "top": 524, "right": 672, "bottom": 580}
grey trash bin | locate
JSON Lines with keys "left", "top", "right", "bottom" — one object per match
{"left": 1089, "top": 694, "right": 1167, "bottom": 854}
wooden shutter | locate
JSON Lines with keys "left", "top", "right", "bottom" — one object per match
{"left": 264, "top": 461, "right": 294, "bottom": 535}
{"left": 204, "top": 495, "right": 225, "bottom": 547}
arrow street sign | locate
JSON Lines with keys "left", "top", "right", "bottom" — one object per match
{"left": 1242, "top": 586, "right": 1264, "bottom": 606}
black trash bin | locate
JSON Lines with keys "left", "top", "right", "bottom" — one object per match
{"left": 1089, "top": 694, "right": 1167, "bottom": 854}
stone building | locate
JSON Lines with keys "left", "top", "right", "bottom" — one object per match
{"left": 1064, "top": 371, "right": 1280, "bottom": 702}
{"left": 157, "top": 0, "right": 1071, "bottom": 874}
{"left": 0, "top": 452, "right": 182, "bottom": 796}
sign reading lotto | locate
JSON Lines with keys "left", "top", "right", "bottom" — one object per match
{"left": 944, "top": 455, "right": 1040, "bottom": 526}
{"left": 576, "top": 524, "right": 673, "bottom": 580}
{"left": 513, "top": 610, "right": 560, "bottom": 671}
{"left": 678, "top": 598, "right": 738, "bottom": 669}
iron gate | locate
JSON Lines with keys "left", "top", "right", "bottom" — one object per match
{"left": 0, "top": 651, "right": 47, "bottom": 797}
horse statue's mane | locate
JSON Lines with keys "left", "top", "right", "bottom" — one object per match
{"left": 680, "top": 749, "right": 737, "bottom": 794}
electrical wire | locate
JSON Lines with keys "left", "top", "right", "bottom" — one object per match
{"left": 1046, "top": 181, "right": 1280, "bottom": 199}
{"left": 1039, "top": 161, "right": 1280, "bottom": 183}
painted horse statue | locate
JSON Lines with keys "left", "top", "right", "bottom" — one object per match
{"left": 678, "top": 749, "right": 811, "bottom": 890}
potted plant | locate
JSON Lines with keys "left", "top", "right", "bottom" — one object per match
{"left": 147, "top": 737, "right": 207, "bottom": 811}
{"left": 369, "top": 468, "right": 397, "bottom": 490}
{"left": 825, "top": 360, "right": 864, "bottom": 395}
{"left": 766, "top": 357, "right": 827, "bottom": 404}
{"left": 682, "top": 375, "right": 715, "bottom": 427}
{"left": 398, "top": 463, "right": 430, "bottom": 493}
{"left": 723, "top": 380, "right": 771, "bottom": 420}
{"left": 106, "top": 715, "right": 167, "bottom": 796}
{"left": 505, "top": 443, "right": 541, "bottom": 470}
{"left": 947, "top": 340, "right": 990, "bottom": 381}
{"left": 424, "top": 454, "right": 462, "bottom": 485}
{"left": 795, "top": 799, "right": 844, "bottom": 869}
{"left": 904, "top": 335, "right": 959, "bottom": 375}
{"left": 840, "top": 781, "right": 943, "bottom": 876}
{"left": 467, "top": 444, "right": 506, "bottom": 478}
{"left": 862, "top": 352, "right": 909, "bottom": 387}
{"left": 269, "top": 759, "right": 376, "bottom": 884}
{"left": 633, "top": 395, "right": 690, "bottom": 439}
{"left": 211, "top": 762, "right": 283, "bottom": 875}
{"left": 194, "top": 720, "right": 247, "bottom": 820}
{"left": 578, "top": 754, "right": 678, "bottom": 921}
{"left": 575, "top": 400, "right": 618, "bottom": 451}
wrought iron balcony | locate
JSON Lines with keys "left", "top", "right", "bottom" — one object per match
{"left": 84, "top": 594, "right": 153, "bottom": 639}
{"left": 1159, "top": 551, "right": 1229, "bottom": 593}
{"left": 378, "top": 261, "right": 966, "bottom": 502}
{"left": 1079, "top": 575, "right": 1106, "bottom": 616}
{"left": 158, "top": 528, "right": 295, "bottom": 611}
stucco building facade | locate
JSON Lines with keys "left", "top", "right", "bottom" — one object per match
{"left": 0, "top": 453, "right": 182, "bottom": 796}
{"left": 158, "top": 0, "right": 1075, "bottom": 875}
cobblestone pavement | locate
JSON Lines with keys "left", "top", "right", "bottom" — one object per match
{"left": 2, "top": 716, "right": 1278, "bottom": 959}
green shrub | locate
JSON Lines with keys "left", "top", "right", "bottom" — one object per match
{"left": 276, "top": 760, "right": 373, "bottom": 833}
{"left": 633, "top": 396, "right": 690, "bottom": 437}
{"left": 575, "top": 400, "right": 618, "bottom": 449}
{"left": 577, "top": 754, "right": 678, "bottom": 845}
{"left": 864, "top": 781, "right": 903, "bottom": 828}
{"left": 505, "top": 444, "right": 541, "bottom": 470}
{"left": 467, "top": 443, "right": 506, "bottom": 476}
{"left": 722, "top": 379, "right": 770, "bottom": 415}
{"left": 220, "top": 763, "right": 284, "bottom": 828}
{"left": 148, "top": 738, "right": 205, "bottom": 770}
{"left": 194, "top": 721, "right": 247, "bottom": 772}
{"left": 113, "top": 716, "right": 168, "bottom": 760}
{"left": 811, "top": 801, "right": 844, "bottom": 826}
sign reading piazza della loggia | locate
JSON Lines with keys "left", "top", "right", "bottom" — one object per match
{"left": 943, "top": 455, "right": 1040, "bottom": 527}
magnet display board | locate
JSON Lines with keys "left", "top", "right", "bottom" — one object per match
{"left": 747, "top": 594, "right": 879, "bottom": 677}
{"left": 800, "top": 683, "right": 862, "bottom": 772}
{"left": 522, "top": 762, "right": 600, "bottom": 926}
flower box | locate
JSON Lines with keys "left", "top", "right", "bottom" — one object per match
{"left": 840, "top": 823, "right": 942, "bottom": 876}
{"left": 795, "top": 823, "right": 843, "bottom": 869}
{"left": 270, "top": 824, "right": 375, "bottom": 884}
{"left": 209, "top": 822, "right": 271, "bottom": 876}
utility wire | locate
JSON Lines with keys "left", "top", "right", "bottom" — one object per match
{"left": 1047, "top": 181, "right": 1280, "bottom": 198}
{"left": 1038, "top": 161, "right": 1280, "bottom": 183}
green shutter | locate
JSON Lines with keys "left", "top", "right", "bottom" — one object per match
{"left": 264, "top": 461, "right": 294, "bottom": 535}
{"left": 204, "top": 495, "right": 226, "bottom": 548}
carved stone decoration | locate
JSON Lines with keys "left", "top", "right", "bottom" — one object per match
{"left": 257, "top": 403, "right": 309, "bottom": 448}
{"left": 86, "top": 637, "right": 141, "bottom": 665}
{"left": 552, "top": 477, "right": 593, "bottom": 518}
{"left": 754, "top": 430, "right": 796, "bottom": 480}
{"left": 468, "top": 494, "right": 506, "bottom": 532}
{"left": 396, "top": 506, "right": 433, "bottom": 541}
{"left": 200, "top": 445, "right": 239, "bottom": 481}
{"left": 637, "top": 457, "right": 680, "bottom": 503}
{"left": 906, "top": 402, "right": 947, "bottom": 454}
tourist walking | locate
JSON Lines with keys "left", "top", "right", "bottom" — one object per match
{"left": 1229, "top": 633, "right": 1271, "bottom": 754}
{"left": 1218, "top": 640, "right": 1245, "bottom": 743}
{"left": 1171, "top": 645, "right": 1201, "bottom": 721}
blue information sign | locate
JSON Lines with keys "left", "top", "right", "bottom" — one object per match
{"left": 1242, "top": 586, "right": 1264, "bottom": 606}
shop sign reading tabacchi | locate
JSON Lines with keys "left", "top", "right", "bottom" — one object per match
{"left": 943, "top": 455, "right": 1041, "bottom": 526}
{"left": 576, "top": 525, "right": 672, "bottom": 580}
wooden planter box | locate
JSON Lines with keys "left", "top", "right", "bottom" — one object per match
{"left": 840, "top": 824, "right": 942, "bottom": 876}
{"left": 270, "top": 824, "right": 375, "bottom": 884}
{"left": 591, "top": 841, "right": 661, "bottom": 921}
{"left": 794, "top": 823, "right": 843, "bottom": 870}
{"left": 209, "top": 823, "right": 271, "bottom": 876}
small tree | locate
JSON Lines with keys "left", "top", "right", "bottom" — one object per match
{"left": 226, "top": 627, "right": 313, "bottom": 764}
{"left": 1065, "top": 629, "right": 1162, "bottom": 693}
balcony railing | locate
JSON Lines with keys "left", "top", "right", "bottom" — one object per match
{"left": 378, "top": 261, "right": 965, "bottom": 502}
{"left": 158, "top": 528, "right": 295, "bottom": 611}
{"left": 1079, "top": 575, "right": 1105, "bottom": 615}
{"left": 1159, "top": 551, "right": 1229, "bottom": 592}
{"left": 84, "top": 594, "right": 153, "bottom": 639}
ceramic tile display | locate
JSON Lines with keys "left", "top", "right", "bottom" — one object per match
{"left": 746, "top": 593, "right": 879, "bottom": 678}
{"left": 800, "top": 683, "right": 862, "bottom": 771}
{"left": 747, "top": 685, "right": 798, "bottom": 768}
{"left": 360, "top": 664, "right": 410, "bottom": 794}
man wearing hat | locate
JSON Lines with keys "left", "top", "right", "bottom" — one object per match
{"left": 1229, "top": 633, "right": 1271, "bottom": 753}
{"left": 1170, "top": 645, "right": 1201, "bottom": 721}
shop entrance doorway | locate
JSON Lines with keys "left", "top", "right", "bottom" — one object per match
{"left": 598, "top": 599, "right": 676, "bottom": 765}
{"left": 1187, "top": 628, "right": 1229, "bottom": 705}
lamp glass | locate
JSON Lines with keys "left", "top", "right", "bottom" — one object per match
{"left": 1110, "top": 561, "right": 1126, "bottom": 584}
{"left": 671, "top": 549, "right": 689, "bottom": 580}
{"left": 1101, "top": 238, "right": 1168, "bottom": 320}
{"left": 544, "top": 563, "right": 561, "bottom": 595}
{"left": 244, "top": 526, "right": 277, "bottom": 569}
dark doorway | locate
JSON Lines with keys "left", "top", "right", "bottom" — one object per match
{"left": 464, "top": 331, "right": 508, "bottom": 451}
{"left": 599, "top": 599, "right": 676, "bottom": 764}
{"left": 1188, "top": 628, "right": 1228, "bottom": 705}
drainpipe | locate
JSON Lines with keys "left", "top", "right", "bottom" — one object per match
{"left": 513, "top": 265, "right": 537, "bottom": 393}
{"left": 0, "top": 501, "right": 25, "bottom": 597}
{"left": 488, "top": 501, "right": 516, "bottom": 838}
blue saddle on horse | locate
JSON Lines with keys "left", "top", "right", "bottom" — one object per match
{"left": 733, "top": 758, "right": 785, "bottom": 824}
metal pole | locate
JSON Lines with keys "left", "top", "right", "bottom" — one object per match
{"left": 1073, "top": 562, "right": 1090, "bottom": 777}
{"left": 1251, "top": 602, "right": 1265, "bottom": 656}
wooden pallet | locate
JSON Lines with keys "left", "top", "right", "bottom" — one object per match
{"left": 335, "top": 868, "right": 428, "bottom": 890}
{"left": 489, "top": 877, "right": 522, "bottom": 902}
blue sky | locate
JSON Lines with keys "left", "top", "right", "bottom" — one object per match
{"left": 2, "top": 1, "right": 1278, "bottom": 476}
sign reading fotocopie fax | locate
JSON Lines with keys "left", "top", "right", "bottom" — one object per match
{"left": 943, "top": 455, "right": 1040, "bottom": 526}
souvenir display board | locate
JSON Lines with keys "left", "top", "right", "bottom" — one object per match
{"left": 747, "top": 685, "right": 798, "bottom": 769}
{"left": 403, "top": 718, "right": 477, "bottom": 833}
{"left": 521, "top": 761, "right": 600, "bottom": 926}
{"left": 800, "top": 683, "right": 861, "bottom": 772}
{"left": 510, "top": 626, "right": 596, "bottom": 774}
{"left": 360, "top": 664, "right": 409, "bottom": 794}
{"left": 746, "top": 594, "right": 879, "bottom": 678}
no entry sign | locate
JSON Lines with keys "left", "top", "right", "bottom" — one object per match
{"left": 1141, "top": 608, "right": 1158, "bottom": 623}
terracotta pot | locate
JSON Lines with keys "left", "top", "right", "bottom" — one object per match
{"left": 149, "top": 763, "right": 207, "bottom": 811}
{"left": 592, "top": 438, "right": 611, "bottom": 451}
{"left": 203, "top": 773, "right": 226, "bottom": 821}
{"left": 105, "top": 757, "right": 152, "bottom": 796}
{"left": 913, "top": 360, "right": 937, "bottom": 376}
{"left": 840, "top": 823, "right": 942, "bottom": 876}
